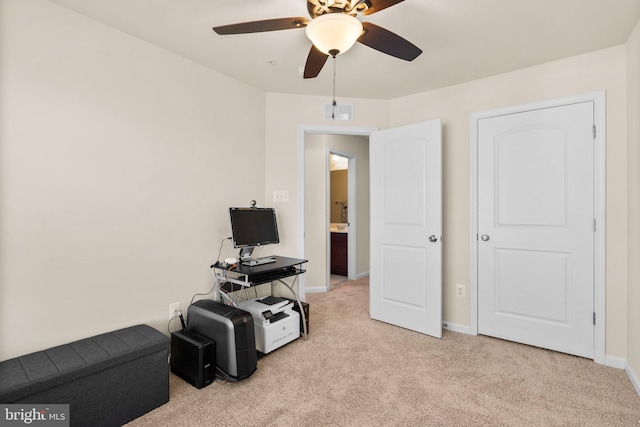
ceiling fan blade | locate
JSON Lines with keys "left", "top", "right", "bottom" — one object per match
{"left": 303, "top": 45, "right": 329, "bottom": 79}
{"left": 363, "top": 0, "right": 405, "bottom": 15}
{"left": 213, "top": 17, "right": 309, "bottom": 35}
{"left": 357, "top": 22, "right": 422, "bottom": 61}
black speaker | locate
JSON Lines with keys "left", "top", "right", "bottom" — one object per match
{"left": 170, "top": 329, "right": 214, "bottom": 389}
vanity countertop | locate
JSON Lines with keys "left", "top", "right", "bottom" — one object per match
{"left": 330, "top": 223, "right": 348, "bottom": 233}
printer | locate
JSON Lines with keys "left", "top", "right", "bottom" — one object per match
{"left": 238, "top": 296, "right": 300, "bottom": 354}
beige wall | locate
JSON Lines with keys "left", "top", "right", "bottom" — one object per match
{"left": 626, "top": 18, "right": 640, "bottom": 387}
{"left": 0, "top": 0, "right": 266, "bottom": 360}
{"left": 330, "top": 170, "right": 348, "bottom": 223}
{"left": 390, "top": 46, "right": 628, "bottom": 358}
{"left": 303, "top": 134, "right": 327, "bottom": 288}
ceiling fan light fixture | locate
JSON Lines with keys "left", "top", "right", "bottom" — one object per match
{"left": 305, "top": 13, "right": 363, "bottom": 56}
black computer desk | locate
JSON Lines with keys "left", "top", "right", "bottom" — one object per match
{"left": 211, "top": 256, "right": 308, "bottom": 340}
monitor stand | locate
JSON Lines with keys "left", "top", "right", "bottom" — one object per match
{"left": 239, "top": 247, "right": 276, "bottom": 267}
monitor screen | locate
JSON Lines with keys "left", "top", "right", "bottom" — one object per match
{"left": 229, "top": 207, "right": 280, "bottom": 249}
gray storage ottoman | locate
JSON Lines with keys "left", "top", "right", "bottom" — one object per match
{"left": 0, "top": 324, "right": 169, "bottom": 426}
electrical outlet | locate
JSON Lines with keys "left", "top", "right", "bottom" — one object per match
{"left": 455, "top": 284, "right": 466, "bottom": 298}
{"left": 169, "top": 302, "right": 181, "bottom": 320}
{"left": 273, "top": 190, "right": 289, "bottom": 203}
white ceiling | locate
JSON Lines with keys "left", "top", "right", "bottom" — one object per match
{"left": 47, "top": 0, "right": 640, "bottom": 100}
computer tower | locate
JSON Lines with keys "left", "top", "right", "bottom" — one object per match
{"left": 187, "top": 300, "right": 257, "bottom": 382}
{"left": 170, "top": 329, "right": 214, "bottom": 389}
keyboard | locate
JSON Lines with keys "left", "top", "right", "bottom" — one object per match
{"left": 242, "top": 257, "right": 277, "bottom": 266}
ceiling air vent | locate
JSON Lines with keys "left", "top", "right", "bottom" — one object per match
{"left": 323, "top": 103, "right": 354, "bottom": 121}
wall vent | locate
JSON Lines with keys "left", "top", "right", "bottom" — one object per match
{"left": 323, "top": 103, "right": 354, "bottom": 120}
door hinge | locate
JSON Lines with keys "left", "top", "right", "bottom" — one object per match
{"left": 593, "top": 124, "right": 596, "bottom": 139}
{"left": 592, "top": 219, "right": 596, "bottom": 232}
{"left": 593, "top": 312, "right": 596, "bottom": 325}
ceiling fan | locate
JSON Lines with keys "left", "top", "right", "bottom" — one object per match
{"left": 212, "top": 0, "right": 422, "bottom": 79}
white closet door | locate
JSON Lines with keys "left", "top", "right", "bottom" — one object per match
{"left": 477, "top": 102, "right": 594, "bottom": 358}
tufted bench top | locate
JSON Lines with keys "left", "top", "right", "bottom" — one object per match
{"left": 0, "top": 324, "right": 168, "bottom": 403}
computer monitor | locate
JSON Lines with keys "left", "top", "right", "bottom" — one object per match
{"left": 229, "top": 207, "right": 279, "bottom": 262}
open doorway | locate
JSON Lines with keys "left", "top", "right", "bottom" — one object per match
{"left": 329, "top": 152, "right": 350, "bottom": 288}
{"left": 299, "top": 126, "right": 375, "bottom": 294}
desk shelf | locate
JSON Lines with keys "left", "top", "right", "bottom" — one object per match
{"left": 219, "top": 268, "right": 305, "bottom": 292}
{"left": 239, "top": 267, "right": 305, "bottom": 285}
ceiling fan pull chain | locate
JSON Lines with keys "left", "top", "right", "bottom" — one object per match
{"left": 332, "top": 54, "right": 337, "bottom": 119}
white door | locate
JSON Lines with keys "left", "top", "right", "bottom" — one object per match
{"left": 370, "top": 120, "right": 442, "bottom": 338}
{"left": 477, "top": 102, "right": 594, "bottom": 358}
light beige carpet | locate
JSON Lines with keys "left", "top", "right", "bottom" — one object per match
{"left": 128, "top": 277, "right": 640, "bottom": 426}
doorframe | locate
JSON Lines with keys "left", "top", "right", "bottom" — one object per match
{"left": 327, "top": 148, "right": 357, "bottom": 285}
{"left": 469, "top": 91, "right": 606, "bottom": 364}
{"left": 298, "top": 125, "right": 377, "bottom": 298}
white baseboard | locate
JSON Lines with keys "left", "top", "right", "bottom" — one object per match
{"left": 305, "top": 286, "right": 328, "bottom": 293}
{"left": 356, "top": 272, "right": 369, "bottom": 280}
{"left": 626, "top": 362, "right": 640, "bottom": 398}
{"left": 605, "top": 355, "right": 627, "bottom": 370}
{"left": 442, "top": 322, "right": 472, "bottom": 335}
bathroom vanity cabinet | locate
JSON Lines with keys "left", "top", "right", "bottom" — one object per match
{"left": 330, "top": 232, "right": 348, "bottom": 276}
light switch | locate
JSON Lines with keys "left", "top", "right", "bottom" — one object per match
{"left": 273, "top": 190, "right": 289, "bottom": 202}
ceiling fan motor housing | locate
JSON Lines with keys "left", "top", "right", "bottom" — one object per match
{"left": 307, "top": 0, "right": 371, "bottom": 19}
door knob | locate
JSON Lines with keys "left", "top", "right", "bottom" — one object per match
{"left": 481, "top": 234, "right": 490, "bottom": 241}
{"left": 429, "top": 235, "right": 438, "bottom": 242}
